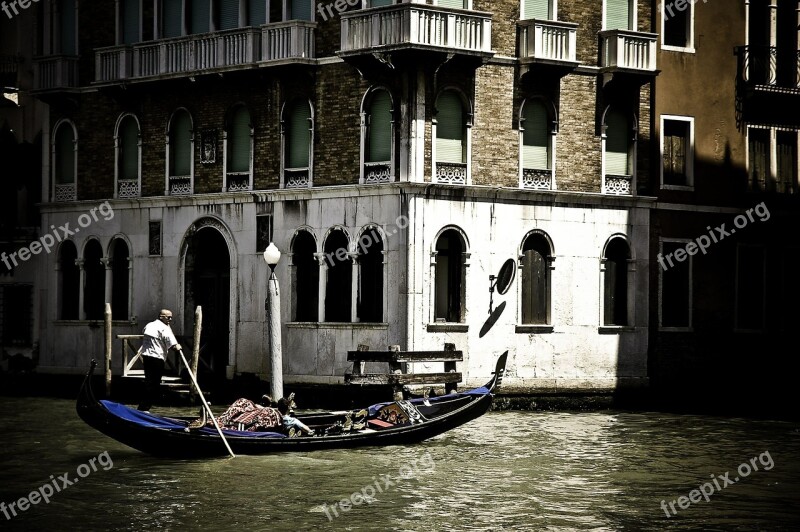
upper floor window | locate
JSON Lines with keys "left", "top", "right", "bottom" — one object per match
{"left": 287, "top": 0, "right": 312, "bottom": 21}
{"left": 248, "top": 0, "right": 267, "bottom": 25}
{"left": 604, "top": 0, "right": 634, "bottom": 31}
{"left": 521, "top": 0, "right": 554, "bottom": 20}
{"left": 520, "top": 231, "right": 553, "bottom": 325}
{"left": 162, "top": 0, "right": 184, "bottom": 37}
{"left": 225, "top": 104, "right": 253, "bottom": 191}
{"left": 190, "top": 0, "right": 212, "bottom": 34}
{"left": 436, "top": 0, "right": 470, "bottom": 8}
{"left": 53, "top": 120, "right": 77, "bottom": 202}
{"left": 603, "top": 108, "right": 635, "bottom": 195}
{"left": 367, "top": 0, "right": 394, "bottom": 6}
{"left": 434, "top": 228, "right": 468, "bottom": 324}
{"left": 661, "top": 115, "right": 693, "bottom": 189}
{"left": 662, "top": 0, "right": 693, "bottom": 51}
{"left": 115, "top": 115, "right": 141, "bottom": 198}
{"left": 776, "top": 131, "right": 797, "bottom": 194}
{"left": 520, "top": 98, "right": 553, "bottom": 190}
{"left": 291, "top": 230, "right": 319, "bottom": 322}
{"left": 362, "top": 89, "right": 394, "bottom": 184}
{"left": 434, "top": 90, "right": 469, "bottom": 185}
{"left": 217, "top": 0, "right": 239, "bottom": 30}
{"left": 56, "top": 0, "right": 77, "bottom": 54}
{"left": 120, "top": 0, "right": 142, "bottom": 44}
{"left": 748, "top": 128, "right": 770, "bottom": 191}
{"left": 167, "top": 109, "right": 194, "bottom": 195}
{"left": 282, "top": 98, "right": 313, "bottom": 188}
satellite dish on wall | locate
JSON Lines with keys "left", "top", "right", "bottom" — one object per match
{"left": 495, "top": 259, "right": 516, "bottom": 295}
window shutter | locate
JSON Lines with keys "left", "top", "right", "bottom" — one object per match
{"left": 249, "top": 0, "right": 266, "bottom": 25}
{"left": 605, "top": 0, "right": 630, "bottom": 30}
{"left": 437, "top": 0, "right": 467, "bottom": 8}
{"left": 170, "top": 111, "right": 192, "bottom": 177}
{"left": 371, "top": 0, "right": 394, "bottom": 6}
{"left": 217, "top": 0, "right": 239, "bottom": 30}
{"left": 522, "top": 100, "right": 549, "bottom": 170}
{"left": 368, "top": 92, "right": 392, "bottom": 163}
{"left": 522, "top": 249, "right": 547, "bottom": 324}
{"left": 163, "top": 0, "right": 183, "bottom": 37}
{"left": 287, "top": 101, "right": 311, "bottom": 169}
{"left": 605, "top": 111, "right": 630, "bottom": 176}
{"left": 748, "top": 129, "right": 769, "bottom": 188}
{"left": 289, "top": 0, "right": 312, "bottom": 21}
{"left": 60, "top": 0, "right": 76, "bottom": 54}
{"left": 119, "top": 118, "right": 139, "bottom": 181}
{"left": 55, "top": 125, "right": 75, "bottom": 184}
{"left": 523, "top": 0, "right": 550, "bottom": 20}
{"left": 190, "top": 0, "right": 210, "bottom": 33}
{"left": 228, "top": 107, "right": 251, "bottom": 173}
{"left": 122, "top": 0, "right": 140, "bottom": 44}
{"left": 436, "top": 92, "right": 465, "bottom": 164}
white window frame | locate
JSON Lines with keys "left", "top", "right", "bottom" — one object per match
{"left": 359, "top": 87, "right": 396, "bottom": 184}
{"left": 428, "top": 225, "right": 471, "bottom": 328}
{"left": 661, "top": 0, "right": 695, "bottom": 53}
{"left": 518, "top": 98, "right": 557, "bottom": 190}
{"left": 602, "top": 0, "right": 636, "bottom": 31}
{"left": 601, "top": 108, "right": 637, "bottom": 195}
{"left": 658, "top": 237, "right": 693, "bottom": 332}
{"left": 165, "top": 108, "right": 195, "bottom": 195}
{"left": 113, "top": 113, "right": 142, "bottom": 199}
{"left": 734, "top": 243, "right": 766, "bottom": 333}
{"left": 660, "top": 115, "right": 694, "bottom": 190}
{"left": 520, "top": 0, "right": 557, "bottom": 20}
{"left": 432, "top": 88, "right": 472, "bottom": 186}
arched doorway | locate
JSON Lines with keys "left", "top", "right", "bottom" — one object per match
{"left": 184, "top": 226, "right": 231, "bottom": 383}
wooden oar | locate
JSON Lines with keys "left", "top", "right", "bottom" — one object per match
{"left": 176, "top": 348, "right": 235, "bottom": 458}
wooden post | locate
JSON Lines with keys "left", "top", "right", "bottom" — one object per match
{"left": 354, "top": 344, "right": 368, "bottom": 376}
{"left": 190, "top": 306, "right": 202, "bottom": 401}
{"left": 104, "top": 303, "right": 112, "bottom": 396}
{"left": 444, "top": 342, "right": 457, "bottom": 394}
{"left": 389, "top": 344, "right": 403, "bottom": 401}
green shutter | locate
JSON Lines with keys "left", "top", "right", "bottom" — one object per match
{"left": 163, "top": 0, "right": 183, "bottom": 37}
{"left": 249, "top": 0, "right": 266, "bottom": 25}
{"left": 119, "top": 117, "right": 139, "bottom": 181}
{"left": 523, "top": 0, "right": 550, "bottom": 20}
{"left": 522, "top": 100, "right": 549, "bottom": 170}
{"left": 217, "top": 0, "right": 239, "bottom": 30}
{"left": 60, "top": 0, "right": 76, "bottom": 54}
{"left": 605, "top": 111, "right": 630, "bottom": 175}
{"left": 55, "top": 125, "right": 75, "bottom": 184}
{"left": 605, "top": 0, "right": 630, "bottom": 30}
{"left": 228, "top": 107, "right": 251, "bottom": 173}
{"left": 371, "top": 0, "right": 394, "bottom": 6}
{"left": 122, "top": 0, "right": 140, "bottom": 44}
{"left": 436, "top": 92, "right": 465, "bottom": 164}
{"left": 437, "top": 0, "right": 466, "bottom": 8}
{"left": 289, "top": 0, "right": 311, "bottom": 21}
{"left": 368, "top": 92, "right": 392, "bottom": 163}
{"left": 287, "top": 100, "right": 311, "bottom": 169}
{"left": 170, "top": 111, "right": 192, "bottom": 176}
{"left": 190, "top": 0, "right": 210, "bottom": 33}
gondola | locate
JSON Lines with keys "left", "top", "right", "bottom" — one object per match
{"left": 76, "top": 352, "right": 507, "bottom": 457}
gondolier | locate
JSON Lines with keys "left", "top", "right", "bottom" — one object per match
{"left": 137, "top": 309, "right": 182, "bottom": 412}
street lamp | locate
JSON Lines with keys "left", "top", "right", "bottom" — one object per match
{"left": 263, "top": 242, "right": 283, "bottom": 400}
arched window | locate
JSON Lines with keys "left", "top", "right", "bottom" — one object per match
{"left": 59, "top": 241, "right": 79, "bottom": 319}
{"left": 434, "top": 229, "right": 467, "bottom": 323}
{"left": 116, "top": 115, "right": 141, "bottom": 198}
{"left": 53, "top": 121, "right": 77, "bottom": 201}
{"left": 603, "top": 109, "right": 635, "bottom": 195}
{"left": 358, "top": 228, "right": 384, "bottom": 323}
{"left": 168, "top": 109, "right": 193, "bottom": 195}
{"left": 291, "top": 230, "right": 319, "bottom": 322}
{"left": 111, "top": 239, "right": 130, "bottom": 320}
{"left": 225, "top": 104, "right": 252, "bottom": 191}
{"left": 282, "top": 98, "right": 313, "bottom": 188}
{"left": 324, "top": 229, "right": 351, "bottom": 322}
{"left": 362, "top": 89, "right": 393, "bottom": 184}
{"left": 520, "top": 99, "right": 553, "bottom": 189}
{"left": 83, "top": 240, "right": 105, "bottom": 321}
{"left": 521, "top": 232, "right": 552, "bottom": 325}
{"left": 602, "top": 237, "right": 631, "bottom": 326}
{"left": 434, "top": 90, "right": 468, "bottom": 184}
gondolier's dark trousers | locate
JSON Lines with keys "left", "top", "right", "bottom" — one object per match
{"left": 138, "top": 356, "right": 166, "bottom": 411}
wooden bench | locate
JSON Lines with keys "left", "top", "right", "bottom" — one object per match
{"left": 346, "top": 343, "right": 463, "bottom": 401}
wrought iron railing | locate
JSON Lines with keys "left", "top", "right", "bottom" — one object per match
{"left": 735, "top": 45, "right": 800, "bottom": 89}
{"left": 435, "top": 162, "right": 467, "bottom": 185}
{"left": 522, "top": 168, "right": 552, "bottom": 190}
{"left": 284, "top": 168, "right": 310, "bottom": 188}
{"left": 117, "top": 179, "right": 140, "bottom": 198}
{"left": 226, "top": 172, "right": 251, "bottom": 192}
{"left": 168, "top": 176, "right": 192, "bottom": 195}
{"left": 54, "top": 183, "right": 77, "bottom": 202}
{"left": 604, "top": 174, "right": 632, "bottom": 195}
{"left": 364, "top": 162, "right": 392, "bottom": 184}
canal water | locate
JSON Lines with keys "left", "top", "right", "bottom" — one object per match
{"left": 1, "top": 397, "right": 798, "bottom": 531}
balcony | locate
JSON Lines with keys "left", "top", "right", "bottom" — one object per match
{"left": 33, "top": 56, "right": 79, "bottom": 91}
{"left": 339, "top": 4, "right": 492, "bottom": 68}
{"left": 599, "top": 29, "right": 657, "bottom": 75}
{"left": 735, "top": 46, "right": 800, "bottom": 128}
{"left": 95, "top": 22, "right": 315, "bottom": 84}
{"left": 518, "top": 19, "right": 579, "bottom": 73}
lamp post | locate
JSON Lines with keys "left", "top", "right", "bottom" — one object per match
{"left": 263, "top": 242, "right": 283, "bottom": 400}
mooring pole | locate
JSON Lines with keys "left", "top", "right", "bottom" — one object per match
{"left": 191, "top": 306, "right": 202, "bottom": 401}
{"left": 104, "top": 303, "right": 112, "bottom": 396}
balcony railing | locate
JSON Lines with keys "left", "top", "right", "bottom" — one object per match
{"left": 117, "top": 179, "right": 140, "bottom": 198}
{"left": 226, "top": 172, "right": 251, "bottom": 192}
{"left": 435, "top": 162, "right": 467, "bottom": 185}
{"left": 340, "top": 4, "right": 492, "bottom": 55}
{"left": 54, "top": 183, "right": 77, "bottom": 202}
{"left": 168, "top": 176, "right": 192, "bottom": 195}
{"left": 522, "top": 168, "right": 553, "bottom": 190}
{"left": 284, "top": 168, "right": 310, "bottom": 188}
{"left": 95, "top": 22, "right": 315, "bottom": 83}
{"left": 34, "top": 56, "right": 79, "bottom": 90}
{"left": 735, "top": 45, "right": 800, "bottom": 90}
{"left": 364, "top": 162, "right": 392, "bottom": 184}
{"left": 518, "top": 19, "right": 578, "bottom": 64}
{"left": 599, "top": 30, "right": 657, "bottom": 72}
{"left": 604, "top": 174, "right": 632, "bottom": 195}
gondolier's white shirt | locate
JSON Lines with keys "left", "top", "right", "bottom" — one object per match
{"left": 140, "top": 319, "right": 179, "bottom": 360}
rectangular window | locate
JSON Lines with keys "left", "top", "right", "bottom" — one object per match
{"left": 735, "top": 245, "right": 765, "bottom": 331}
{"left": 248, "top": 0, "right": 267, "bottom": 25}
{"left": 748, "top": 128, "right": 770, "bottom": 191}
{"left": 256, "top": 213, "right": 273, "bottom": 253}
{"left": 663, "top": 0, "right": 692, "bottom": 49}
{"left": 217, "top": 0, "right": 239, "bottom": 30}
{"left": 190, "top": 0, "right": 211, "bottom": 34}
{"left": 288, "top": 0, "right": 312, "bottom": 21}
{"left": 659, "top": 240, "right": 691, "bottom": 329}
{"left": 662, "top": 117, "right": 693, "bottom": 187}
{"left": 776, "top": 131, "right": 797, "bottom": 194}
{"left": 437, "top": 0, "right": 468, "bottom": 8}
{"left": 162, "top": 0, "right": 183, "bottom": 37}
{"left": 59, "top": 0, "right": 77, "bottom": 54}
{"left": 605, "top": 0, "right": 631, "bottom": 30}
{"left": 149, "top": 220, "right": 162, "bottom": 256}
{"left": 522, "top": 0, "right": 551, "bottom": 20}
{"left": 121, "top": 0, "right": 140, "bottom": 44}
